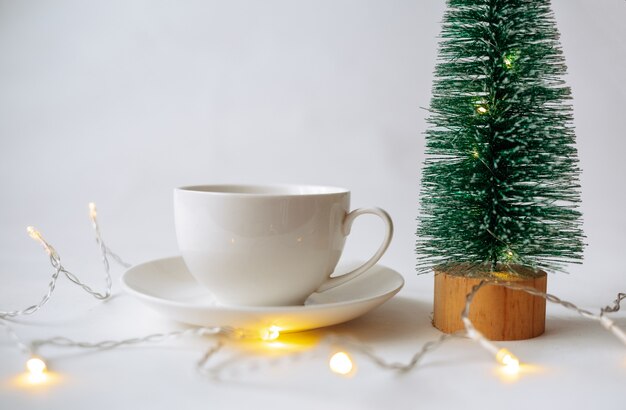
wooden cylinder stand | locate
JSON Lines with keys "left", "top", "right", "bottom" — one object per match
{"left": 433, "top": 267, "right": 547, "bottom": 341}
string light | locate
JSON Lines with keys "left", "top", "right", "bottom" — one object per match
{"left": 259, "top": 326, "right": 281, "bottom": 341}
{"left": 0, "top": 319, "right": 32, "bottom": 356}
{"left": 461, "top": 280, "right": 523, "bottom": 372}
{"left": 7, "top": 277, "right": 624, "bottom": 382}
{"left": 600, "top": 293, "right": 626, "bottom": 345}
{"left": 25, "top": 357, "right": 47, "bottom": 384}
{"left": 321, "top": 284, "right": 624, "bottom": 378}
{"left": 6, "top": 281, "right": 625, "bottom": 382}
{"left": 462, "top": 321, "right": 520, "bottom": 374}
{"left": 88, "top": 201, "right": 131, "bottom": 270}
{"left": 26, "top": 226, "right": 42, "bottom": 241}
{"left": 3, "top": 203, "right": 123, "bottom": 318}
{"left": 329, "top": 352, "right": 354, "bottom": 376}
{"left": 26, "top": 226, "right": 58, "bottom": 260}
{"left": 496, "top": 349, "right": 520, "bottom": 374}
{"left": 31, "top": 326, "right": 226, "bottom": 352}
{"left": 466, "top": 281, "right": 626, "bottom": 347}
{"left": 1, "top": 203, "right": 131, "bottom": 386}
{"left": 473, "top": 97, "right": 489, "bottom": 115}
{"left": 503, "top": 51, "right": 519, "bottom": 69}
{"left": 88, "top": 202, "right": 98, "bottom": 223}
{"left": 2, "top": 205, "right": 626, "bottom": 384}
{"left": 196, "top": 341, "right": 225, "bottom": 377}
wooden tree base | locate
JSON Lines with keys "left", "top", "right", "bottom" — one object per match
{"left": 433, "top": 267, "right": 547, "bottom": 341}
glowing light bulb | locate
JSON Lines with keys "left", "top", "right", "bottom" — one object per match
{"left": 496, "top": 348, "right": 520, "bottom": 374}
{"left": 26, "top": 357, "right": 47, "bottom": 384}
{"left": 260, "top": 326, "right": 281, "bottom": 341}
{"left": 476, "top": 106, "right": 488, "bottom": 115}
{"left": 26, "top": 226, "right": 42, "bottom": 241}
{"left": 26, "top": 226, "right": 56, "bottom": 257}
{"left": 329, "top": 352, "right": 354, "bottom": 376}
{"left": 472, "top": 149, "right": 480, "bottom": 159}
{"left": 502, "top": 250, "right": 515, "bottom": 260}
{"left": 88, "top": 202, "right": 97, "bottom": 221}
{"left": 503, "top": 57, "right": 513, "bottom": 68}
{"left": 26, "top": 226, "right": 52, "bottom": 254}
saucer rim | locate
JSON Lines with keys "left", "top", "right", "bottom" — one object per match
{"left": 120, "top": 255, "right": 405, "bottom": 313}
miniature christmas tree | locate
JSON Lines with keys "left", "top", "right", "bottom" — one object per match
{"left": 417, "top": 0, "right": 584, "bottom": 277}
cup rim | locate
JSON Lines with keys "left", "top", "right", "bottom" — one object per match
{"left": 175, "top": 184, "right": 349, "bottom": 197}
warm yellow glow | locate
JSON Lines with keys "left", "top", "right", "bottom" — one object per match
{"left": 495, "top": 362, "right": 543, "bottom": 383}
{"left": 472, "top": 149, "right": 480, "bottom": 158}
{"left": 234, "top": 330, "right": 321, "bottom": 354}
{"left": 26, "top": 226, "right": 42, "bottom": 241}
{"left": 27, "top": 357, "right": 47, "bottom": 374}
{"left": 26, "top": 357, "right": 47, "bottom": 384}
{"left": 263, "top": 341, "right": 288, "bottom": 349}
{"left": 88, "top": 202, "right": 97, "bottom": 221}
{"left": 260, "top": 326, "right": 281, "bottom": 341}
{"left": 504, "top": 57, "right": 513, "bottom": 68}
{"left": 28, "top": 372, "right": 47, "bottom": 384}
{"left": 476, "top": 106, "right": 488, "bottom": 115}
{"left": 329, "top": 352, "right": 354, "bottom": 376}
{"left": 26, "top": 226, "right": 54, "bottom": 255}
{"left": 496, "top": 348, "right": 520, "bottom": 374}
{"left": 274, "top": 332, "right": 320, "bottom": 349}
{"left": 13, "top": 370, "right": 61, "bottom": 389}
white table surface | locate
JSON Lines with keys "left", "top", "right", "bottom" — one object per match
{"left": 1, "top": 1, "right": 625, "bottom": 409}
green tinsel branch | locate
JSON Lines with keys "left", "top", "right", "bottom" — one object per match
{"left": 417, "top": 0, "right": 584, "bottom": 276}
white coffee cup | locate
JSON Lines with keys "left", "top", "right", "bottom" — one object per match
{"left": 174, "top": 184, "right": 393, "bottom": 306}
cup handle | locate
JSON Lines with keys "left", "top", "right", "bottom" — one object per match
{"left": 315, "top": 207, "right": 393, "bottom": 293}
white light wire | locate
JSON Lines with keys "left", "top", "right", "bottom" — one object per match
{"left": 31, "top": 326, "right": 226, "bottom": 353}
{"left": 324, "top": 332, "right": 459, "bottom": 373}
{"left": 0, "top": 203, "right": 131, "bottom": 364}
{"left": 190, "top": 285, "right": 626, "bottom": 377}
{"left": 0, "top": 203, "right": 128, "bottom": 320}
{"left": 1, "top": 204, "right": 624, "bottom": 378}
{"left": 321, "top": 283, "right": 626, "bottom": 375}
{"left": 0, "top": 319, "right": 33, "bottom": 356}
{"left": 461, "top": 281, "right": 626, "bottom": 352}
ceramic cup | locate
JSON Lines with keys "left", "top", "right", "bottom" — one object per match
{"left": 174, "top": 184, "right": 393, "bottom": 306}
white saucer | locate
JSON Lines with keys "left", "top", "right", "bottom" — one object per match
{"left": 121, "top": 256, "right": 404, "bottom": 332}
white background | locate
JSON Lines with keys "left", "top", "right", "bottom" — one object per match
{"left": 1, "top": 1, "right": 625, "bottom": 409}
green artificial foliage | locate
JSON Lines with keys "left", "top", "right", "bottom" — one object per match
{"left": 417, "top": 0, "right": 584, "bottom": 276}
